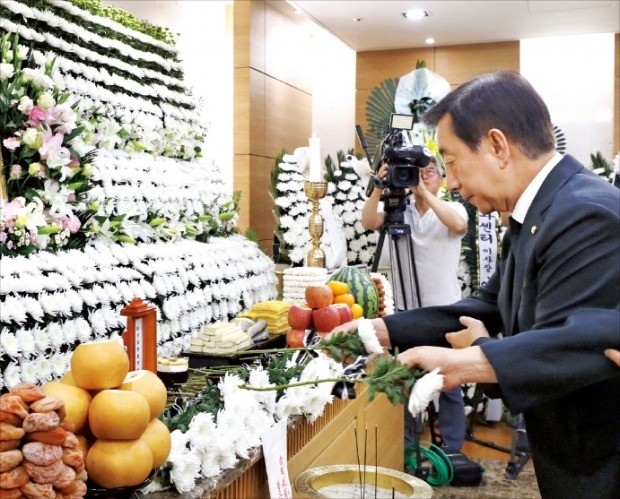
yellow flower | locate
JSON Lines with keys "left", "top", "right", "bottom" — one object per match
{"left": 425, "top": 137, "right": 439, "bottom": 157}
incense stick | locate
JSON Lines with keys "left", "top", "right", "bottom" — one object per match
{"left": 374, "top": 424, "right": 378, "bottom": 499}
{"left": 354, "top": 418, "right": 363, "bottom": 498}
{"left": 363, "top": 424, "right": 368, "bottom": 499}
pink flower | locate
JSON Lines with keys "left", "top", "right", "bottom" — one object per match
{"left": 69, "top": 156, "right": 79, "bottom": 168}
{"left": 9, "top": 164, "right": 22, "bottom": 179}
{"left": 66, "top": 193, "right": 76, "bottom": 202}
{"left": 61, "top": 213, "right": 81, "bottom": 234}
{"left": 27, "top": 106, "right": 47, "bottom": 126}
{"left": 2, "top": 137, "right": 20, "bottom": 150}
{"left": 1, "top": 198, "right": 25, "bottom": 220}
{"left": 37, "top": 164, "right": 47, "bottom": 179}
{"left": 39, "top": 130, "right": 64, "bottom": 160}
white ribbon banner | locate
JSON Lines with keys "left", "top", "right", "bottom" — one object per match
{"left": 477, "top": 212, "right": 497, "bottom": 287}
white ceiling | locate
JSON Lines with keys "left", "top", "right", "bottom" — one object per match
{"left": 288, "top": 0, "right": 620, "bottom": 51}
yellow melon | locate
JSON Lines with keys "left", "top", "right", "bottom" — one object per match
{"left": 76, "top": 434, "right": 90, "bottom": 461}
{"left": 120, "top": 370, "right": 167, "bottom": 421}
{"left": 86, "top": 439, "right": 153, "bottom": 488}
{"left": 60, "top": 371, "right": 76, "bottom": 386}
{"left": 71, "top": 340, "right": 129, "bottom": 390}
{"left": 139, "top": 418, "right": 171, "bottom": 469}
{"left": 89, "top": 390, "right": 150, "bottom": 440}
{"left": 42, "top": 381, "right": 92, "bottom": 432}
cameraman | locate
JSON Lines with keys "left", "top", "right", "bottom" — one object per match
{"left": 361, "top": 157, "right": 468, "bottom": 452}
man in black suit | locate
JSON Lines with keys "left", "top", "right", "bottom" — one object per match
{"left": 337, "top": 72, "right": 620, "bottom": 498}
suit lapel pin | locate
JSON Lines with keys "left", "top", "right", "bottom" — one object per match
{"left": 531, "top": 225, "right": 537, "bottom": 234}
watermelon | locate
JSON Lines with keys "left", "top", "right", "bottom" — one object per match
{"left": 328, "top": 267, "right": 379, "bottom": 319}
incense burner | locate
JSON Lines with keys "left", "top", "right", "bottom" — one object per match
{"left": 295, "top": 465, "right": 433, "bottom": 498}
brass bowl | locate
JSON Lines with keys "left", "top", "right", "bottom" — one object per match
{"left": 295, "top": 465, "right": 433, "bottom": 498}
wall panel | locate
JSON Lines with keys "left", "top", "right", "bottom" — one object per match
{"left": 234, "top": 1, "right": 312, "bottom": 248}
{"left": 355, "top": 42, "right": 519, "bottom": 142}
{"left": 615, "top": 33, "right": 619, "bottom": 154}
{"left": 434, "top": 41, "right": 519, "bottom": 86}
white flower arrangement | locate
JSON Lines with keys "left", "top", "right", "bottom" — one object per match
{"left": 2, "top": 1, "right": 183, "bottom": 73}
{"left": 327, "top": 155, "right": 378, "bottom": 266}
{"left": 0, "top": 236, "right": 277, "bottom": 388}
{"left": 271, "top": 154, "right": 334, "bottom": 265}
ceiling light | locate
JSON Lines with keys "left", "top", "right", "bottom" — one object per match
{"left": 353, "top": 17, "right": 364, "bottom": 22}
{"left": 425, "top": 37, "right": 435, "bottom": 44}
{"left": 403, "top": 9, "right": 428, "bottom": 20}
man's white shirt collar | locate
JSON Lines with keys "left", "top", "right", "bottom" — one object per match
{"left": 512, "top": 152, "right": 563, "bottom": 223}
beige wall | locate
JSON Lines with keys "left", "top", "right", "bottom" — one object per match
{"left": 234, "top": 1, "right": 312, "bottom": 249}
{"left": 355, "top": 42, "right": 520, "bottom": 139}
{"left": 615, "top": 33, "right": 619, "bottom": 154}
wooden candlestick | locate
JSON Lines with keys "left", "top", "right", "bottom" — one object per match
{"left": 121, "top": 298, "right": 158, "bottom": 373}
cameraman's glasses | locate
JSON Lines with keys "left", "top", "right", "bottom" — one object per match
{"left": 419, "top": 167, "right": 441, "bottom": 179}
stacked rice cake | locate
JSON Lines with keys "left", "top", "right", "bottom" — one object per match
{"left": 239, "top": 300, "right": 291, "bottom": 335}
{"left": 282, "top": 267, "right": 328, "bottom": 305}
{"left": 190, "top": 321, "right": 253, "bottom": 354}
{"left": 370, "top": 272, "right": 395, "bottom": 317}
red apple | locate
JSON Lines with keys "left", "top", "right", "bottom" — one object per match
{"left": 312, "top": 306, "right": 341, "bottom": 333}
{"left": 288, "top": 304, "right": 314, "bottom": 330}
{"left": 332, "top": 303, "right": 353, "bottom": 325}
{"left": 286, "top": 328, "right": 307, "bottom": 348}
{"left": 305, "top": 285, "right": 334, "bottom": 309}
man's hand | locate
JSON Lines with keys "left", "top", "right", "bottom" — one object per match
{"left": 604, "top": 348, "right": 620, "bottom": 367}
{"left": 410, "top": 179, "right": 430, "bottom": 200}
{"left": 328, "top": 318, "right": 391, "bottom": 348}
{"left": 330, "top": 319, "right": 360, "bottom": 338}
{"left": 397, "top": 346, "right": 497, "bottom": 391}
{"left": 445, "top": 316, "right": 490, "bottom": 349}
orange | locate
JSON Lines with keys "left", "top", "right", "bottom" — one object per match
{"left": 327, "top": 281, "right": 349, "bottom": 295}
{"left": 334, "top": 293, "right": 355, "bottom": 307}
{"left": 351, "top": 304, "right": 364, "bottom": 319}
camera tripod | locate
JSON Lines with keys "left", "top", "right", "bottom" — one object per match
{"left": 371, "top": 211, "right": 437, "bottom": 482}
{"left": 371, "top": 218, "right": 422, "bottom": 312}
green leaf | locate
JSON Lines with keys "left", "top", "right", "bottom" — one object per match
{"left": 64, "top": 126, "right": 84, "bottom": 144}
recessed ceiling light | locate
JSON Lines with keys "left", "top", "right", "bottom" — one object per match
{"left": 403, "top": 9, "right": 428, "bottom": 20}
{"left": 353, "top": 17, "right": 364, "bottom": 22}
{"left": 425, "top": 37, "right": 435, "bottom": 45}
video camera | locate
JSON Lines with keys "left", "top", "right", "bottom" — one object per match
{"left": 376, "top": 113, "right": 433, "bottom": 190}
{"left": 357, "top": 114, "right": 432, "bottom": 223}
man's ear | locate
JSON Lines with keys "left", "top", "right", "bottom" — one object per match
{"left": 487, "top": 128, "right": 510, "bottom": 168}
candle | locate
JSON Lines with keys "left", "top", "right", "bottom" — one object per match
{"left": 309, "top": 136, "right": 321, "bottom": 182}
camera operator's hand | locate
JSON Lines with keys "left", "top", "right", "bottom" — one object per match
{"left": 445, "top": 316, "right": 490, "bottom": 349}
{"left": 410, "top": 179, "right": 431, "bottom": 200}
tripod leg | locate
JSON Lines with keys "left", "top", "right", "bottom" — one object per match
{"left": 371, "top": 229, "right": 387, "bottom": 273}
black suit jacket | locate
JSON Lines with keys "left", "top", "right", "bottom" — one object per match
{"left": 384, "top": 155, "right": 620, "bottom": 495}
